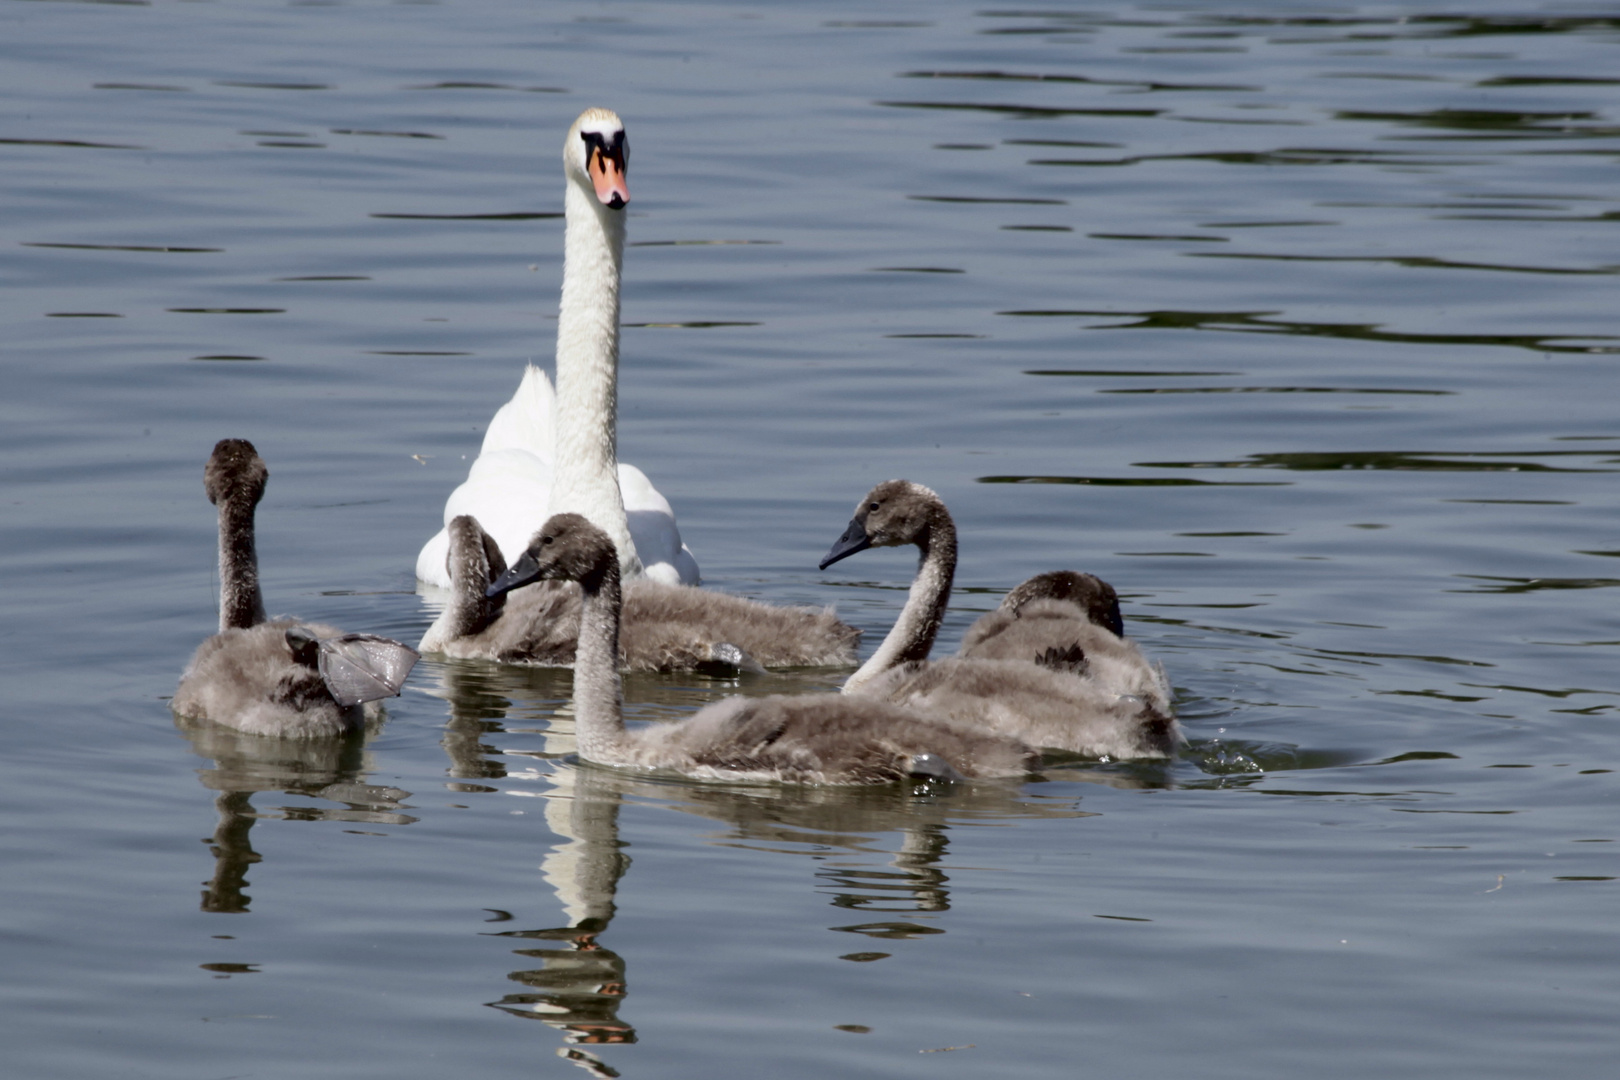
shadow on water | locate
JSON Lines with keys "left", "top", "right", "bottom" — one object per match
{"left": 1334, "top": 107, "right": 1611, "bottom": 136}
{"left": 1450, "top": 575, "right": 1620, "bottom": 594}
{"left": 1028, "top": 147, "right": 1480, "bottom": 169}
{"left": 901, "top": 69, "right": 1261, "bottom": 93}
{"left": 1099, "top": 386, "right": 1451, "bottom": 397}
{"left": 1187, "top": 251, "right": 1620, "bottom": 278}
{"left": 879, "top": 99, "right": 1163, "bottom": 119}
{"left": 968, "top": 9, "right": 1620, "bottom": 38}
{"left": 997, "top": 308, "right": 1620, "bottom": 356}
{"left": 1135, "top": 449, "right": 1620, "bottom": 473}
{"left": 419, "top": 659, "right": 580, "bottom": 782}
{"left": 978, "top": 474, "right": 1289, "bottom": 486}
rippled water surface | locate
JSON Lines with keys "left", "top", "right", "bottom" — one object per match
{"left": 3, "top": 1, "right": 1618, "bottom": 1076}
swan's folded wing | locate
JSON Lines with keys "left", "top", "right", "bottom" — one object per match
{"left": 317, "top": 634, "right": 422, "bottom": 706}
{"left": 480, "top": 364, "right": 556, "bottom": 459}
{"left": 619, "top": 463, "right": 700, "bottom": 585}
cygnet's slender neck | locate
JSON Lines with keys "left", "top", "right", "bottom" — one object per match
{"left": 548, "top": 177, "right": 645, "bottom": 580}
{"left": 217, "top": 490, "right": 266, "bottom": 633}
{"left": 842, "top": 510, "right": 957, "bottom": 694}
{"left": 444, "top": 518, "right": 505, "bottom": 639}
{"left": 571, "top": 549, "right": 630, "bottom": 762}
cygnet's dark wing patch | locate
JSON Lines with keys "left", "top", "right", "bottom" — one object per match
{"left": 317, "top": 634, "right": 421, "bottom": 706}
{"left": 1035, "top": 643, "right": 1088, "bottom": 675}
{"left": 274, "top": 667, "right": 339, "bottom": 713}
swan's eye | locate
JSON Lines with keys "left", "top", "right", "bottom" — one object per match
{"left": 581, "top": 130, "right": 627, "bottom": 166}
{"left": 868, "top": 502, "right": 880, "bottom": 512}
{"left": 542, "top": 535, "right": 554, "bottom": 546}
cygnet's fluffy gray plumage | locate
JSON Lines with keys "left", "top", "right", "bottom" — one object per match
{"left": 506, "top": 513, "right": 1037, "bottom": 784}
{"left": 957, "top": 569, "right": 1169, "bottom": 706}
{"left": 176, "top": 618, "right": 377, "bottom": 739}
{"left": 998, "top": 570, "right": 1125, "bottom": 637}
{"left": 820, "top": 481, "right": 1178, "bottom": 760}
{"left": 173, "top": 440, "right": 418, "bottom": 739}
{"left": 421, "top": 514, "right": 858, "bottom": 671}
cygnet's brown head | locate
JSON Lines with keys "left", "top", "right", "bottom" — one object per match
{"left": 1000, "top": 570, "right": 1125, "bottom": 638}
{"left": 820, "top": 480, "right": 949, "bottom": 570}
{"left": 565, "top": 107, "right": 629, "bottom": 210}
{"left": 486, "top": 513, "right": 617, "bottom": 598}
{"left": 204, "top": 438, "right": 268, "bottom": 509}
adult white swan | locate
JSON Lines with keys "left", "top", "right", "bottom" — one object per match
{"left": 416, "top": 107, "right": 699, "bottom": 589}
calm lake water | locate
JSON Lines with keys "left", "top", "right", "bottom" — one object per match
{"left": 3, "top": 1, "right": 1617, "bottom": 1076}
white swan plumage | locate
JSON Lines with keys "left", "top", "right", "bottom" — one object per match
{"left": 416, "top": 367, "right": 698, "bottom": 588}
{"left": 416, "top": 107, "right": 698, "bottom": 589}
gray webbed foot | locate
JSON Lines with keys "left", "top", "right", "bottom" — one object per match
{"left": 695, "top": 642, "right": 767, "bottom": 677}
{"left": 905, "top": 753, "right": 964, "bottom": 783}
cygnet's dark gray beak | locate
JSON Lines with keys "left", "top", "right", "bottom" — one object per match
{"left": 486, "top": 550, "right": 542, "bottom": 598}
{"left": 819, "top": 518, "right": 872, "bottom": 571}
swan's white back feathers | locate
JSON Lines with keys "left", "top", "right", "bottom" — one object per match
{"left": 618, "top": 463, "right": 699, "bottom": 586}
{"left": 415, "top": 371, "right": 698, "bottom": 588}
{"left": 480, "top": 362, "right": 555, "bottom": 457}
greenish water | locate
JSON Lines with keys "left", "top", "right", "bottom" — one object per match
{"left": 2, "top": 2, "right": 1617, "bottom": 1076}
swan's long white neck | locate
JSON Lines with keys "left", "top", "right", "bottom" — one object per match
{"left": 547, "top": 177, "right": 645, "bottom": 580}
{"left": 572, "top": 554, "right": 630, "bottom": 762}
{"left": 217, "top": 494, "right": 266, "bottom": 633}
{"left": 842, "top": 515, "right": 957, "bottom": 694}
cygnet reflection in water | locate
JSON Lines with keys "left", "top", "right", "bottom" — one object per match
{"left": 174, "top": 715, "right": 414, "bottom": 914}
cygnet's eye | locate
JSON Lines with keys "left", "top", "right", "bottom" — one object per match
{"left": 542, "top": 535, "right": 554, "bottom": 546}
{"left": 868, "top": 502, "right": 880, "bottom": 512}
